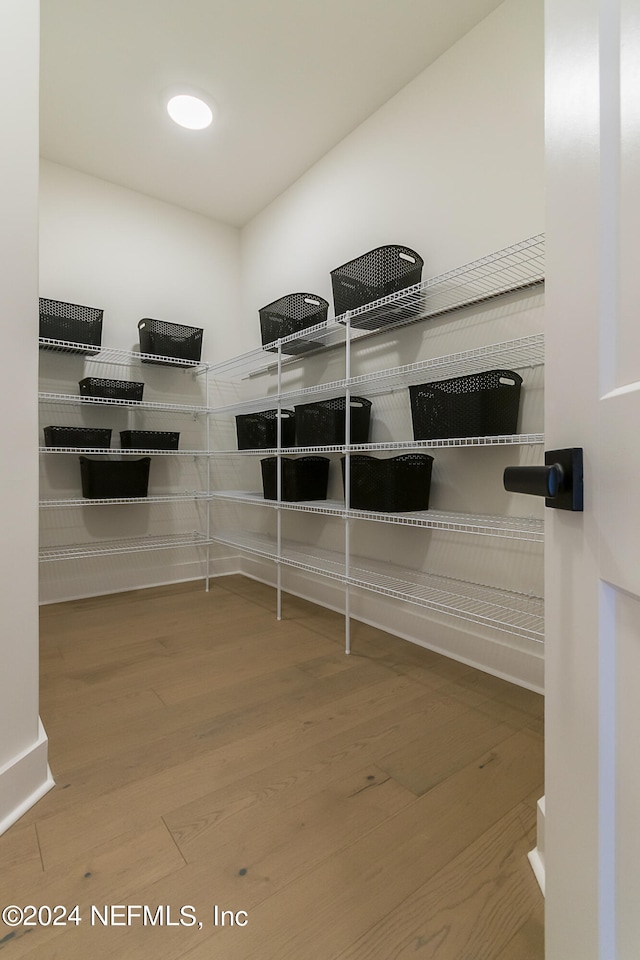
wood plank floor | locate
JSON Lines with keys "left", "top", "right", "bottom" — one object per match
{"left": 0, "top": 576, "right": 544, "bottom": 959}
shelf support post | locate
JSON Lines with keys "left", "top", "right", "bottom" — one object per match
{"left": 205, "top": 369, "right": 211, "bottom": 591}
{"left": 276, "top": 339, "right": 283, "bottom": 621}
{"left": 345, "top": 312, "right": 351, "bottom": 654}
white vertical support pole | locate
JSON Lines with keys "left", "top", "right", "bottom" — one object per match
{"left": 276, "top": 340, "right": 283, "bottom": 621}
{"left": 204, "top": 367, "right": 211, "bottom": 592}
{"left": 344, "top": 313, "right": 351, "bottom": 654}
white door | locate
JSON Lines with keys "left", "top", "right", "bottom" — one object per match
{"left": 545, "top": 0, "right": 640, "bottom": 957}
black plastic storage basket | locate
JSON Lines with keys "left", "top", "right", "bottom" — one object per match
{"left": 341, "top": 454, "right": 434, "bottom": 512}
{"left": 259, "top": 293, "right": 329, "bottom": 355}
{"left": 79, "top": 457, "right": 151, "bottom": 499}
{"left": 119, "top": 430, "right": 180, "bottom": 450}
{"left": 409, "top": 369, "right": 523, "bottom": 440}
{"left": 261, "top": 456, "right": 330, "bottom": 501}
{"left": 294, "top": 396, "right": 372, "bottom": 446}
{"left": 39, "top": 298, "right": 103, "bottom": 354}
{"left": 79, "top": 377, "right": 145, "bottom": 402}
{"left": 236, "top": 409, "right": 295, "bottom": 449}
{"left": 138, "top": 319, "right": 203, "bottom": 366}
{"left": 43, "top": 426, "right": 112, "bottom": 449}
{"left": 330, "top": 245, "right": 423, "bottom": 328}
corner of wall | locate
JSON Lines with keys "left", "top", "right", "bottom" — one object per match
{"left": 0, "top": 721, "right": 54, "bottom": 837}
{"left": 0, "top": 0, "right": 51, "bottom": 834}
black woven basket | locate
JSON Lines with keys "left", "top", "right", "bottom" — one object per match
{"left": 119, "top": 430, "right": 180, "bottom": 450}
{"left": 39, "top": 298, "right": 103, "bottom": 354}
{"left": 259, "top": 293, "right": 329, "bottom": 355}
{"left": 79, "top": 377, "right": 144, "bottom": 402}
{"left": 236, "top": 409, "right": 295, "bottom": 449}
{"left": 330, "top": 245, "right": 423, "bottom": 328}
{"left": 79, "top": 457, "right": 151, "bottom": 499}
{"left": 138, "top": 319, "right": 203, "bottom": 366}
{"left": 43, "top": 426, "right": 112, "bottom": 449}
{"left": 261, "top": 456, "right": 330, "bottom": 501}
{"left": 341, "top": 454, "right": 434, "bottom": 512}
{"left": 409, "top": 369, "right": 523, "bottom": 441}
{"left": 295, "top": 396, "right": 372, "bottom": 446}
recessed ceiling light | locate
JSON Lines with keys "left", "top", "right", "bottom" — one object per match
{"left": 167, "top": 94, "right": 214, "bottom": 130}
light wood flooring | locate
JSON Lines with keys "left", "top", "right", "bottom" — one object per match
{"left": 1, "top": 576, "right": 544, "bottom": 959}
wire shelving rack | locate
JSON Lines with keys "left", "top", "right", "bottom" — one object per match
{"left": 38, "top": 336, "right": 215, "bottom": 582}
{"left": 204, "top": 234, "right": 546, "bottom": 651}
{"left": 39, "top": 532, "right": 214, "bottom": 563}
{"left": 210, "top": 531, "right": 544, "bottom": 645}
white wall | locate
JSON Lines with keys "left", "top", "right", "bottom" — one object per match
{"left": 240, "top": 0, "right": 543, "bottom": 326}
{"left": 235, "top": 0, "right": 545, "bottom": 689}
{"left": 40, "top": 160, "right": 242, "bottom": 362}
{"left": 38, "top": 162, "right": 243, "bottom": 602}
{"left": 0, "top": 0, "right": 53, "bottom": 835}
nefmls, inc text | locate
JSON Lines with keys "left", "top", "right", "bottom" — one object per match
{"left": 89, "top": 904, "right": 248, "bottom": 927}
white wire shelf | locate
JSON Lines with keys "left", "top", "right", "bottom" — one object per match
{"left": 211, "top": 531, "right": 544, "bottom": 643}
{"left": 213, "top": 491, "right": 347, "bottom": 517}
{"left": 207, "top": 376, "right": 349, "bottom": 417}
{"left": 39, "top": 493, "right": 211, "bottom": 507}
{"left": 213, "top": 444, "right": 345, "bottom": 456}
{"left": 349, "top": 434, "right": 544, "bottom": 451}
{"left": 38, "top": 391, "right": 208, "bottom": 414}
{"left": 39, "top": 338, "right": 208, "bottom": 372}
{"left": 206, "top": 334, "right": 544, "bottom": 416}
{"left": 39, "top": 531, "right": 214, "bottom": 562}
{"left": 210, "top": 491, "right": 544, "bottom": 542}
{"left": 199, "top": 323, "right": 346, "bottom": 381}
{"left": 211, "top": 435, "right": 544, "bottom": 456}
{"left": 350, "top": 334, "right": 544, "bottom": 395}
{"left": 39, "top": 446, "right": 207, "bottom": 456}
{"left": 204, "top": 235, "right": 545, "bottom": 382}
{"left": 340, "top": 234, "right": 544, "bottom": 331}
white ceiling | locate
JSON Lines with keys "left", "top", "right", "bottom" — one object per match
{"left": 40, "top": 0, "right": 505, "bottom": 227}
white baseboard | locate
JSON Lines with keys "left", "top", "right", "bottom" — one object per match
{"left": 239, "top": 557, "right": 544, "bottom": 693}
{"left": 528, "top": 795, "right": 545, "bottom": 895}
{"left": 39, "top": 555, "right": 242, "bottom": 605}
{"left": 0, "top": 719, "right": 54, "bottom": 836}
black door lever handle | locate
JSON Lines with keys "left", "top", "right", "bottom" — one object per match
{"left": 503, "top": 447, "right": 583, "bottom": 511}
{"left": 503, "top": 464, "right": 563, "bottom": 498}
